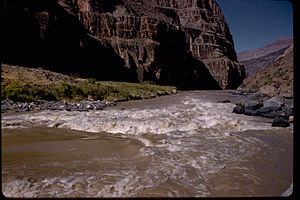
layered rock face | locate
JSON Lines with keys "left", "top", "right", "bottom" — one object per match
{"left": 69, "top": 0, "right": 244, "bottom": 89}
{"left": 2, "top": 0, "right": 245, "bottom": 89}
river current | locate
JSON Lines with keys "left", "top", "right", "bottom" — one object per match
{"left": 1, "top": 91, "right": 293, "bottom": 197}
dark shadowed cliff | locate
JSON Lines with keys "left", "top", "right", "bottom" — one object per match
{"left": 1, "top": 0, "right": 245, "bottom": 89}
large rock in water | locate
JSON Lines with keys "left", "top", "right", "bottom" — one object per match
{"left": 2, "top": 0, "right": 245, "bottom": 89}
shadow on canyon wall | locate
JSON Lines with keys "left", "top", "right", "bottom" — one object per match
{"left": 1, "top": 0, "right": 220, "bottom": 89}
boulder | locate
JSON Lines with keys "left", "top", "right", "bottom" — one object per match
{"left": 257, "top": 106, "right": 272, "bottom": 114}
{"left": 22, "top": 107, "right": 30, "bottom": 112}
{"left": 247, "top": 92, "right": 264, "bottom": 100}
{"left": 259, "top": 85, "right": 278, "bottom": 97}
{"left": 283, "top": 108, "right": 293, "bottom": 119}
{"left": 257, "top": 107, "right": 273, "bottom": 117}
{"left": 244, "top": 107, "right": 259, "bottom": 116}
{"left": 254, "top": 95, "right": 288, "bottom": 119}
{"left": 1, "top": 105, "right": 9, "bottom": 111}
{"left": 263, "top": 95, "right": 285, "bottom": 111}
{"left": 244, "top": 100, "right": 263, "bottom": 110}
{"left": 261, "top": 112, "right": 276, "bottom": 118}
{"left": 244, "top": 92, "right": 264, "bottom": 111}
{"left": 233, "top": 105, "right": 244, "bottom": 114}
{"left": 95, "top": 105, "right": 104, "bottom": 110}
{"left": 272, "top": 116, "right": 290, "bottom": 127}
{"left": 9, "top": 104, "right": 18, "bottom": 110}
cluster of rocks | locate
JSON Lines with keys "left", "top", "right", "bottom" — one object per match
{"left": 232, "top": 91, "right": 293, "bottom": 127}
{"left": 1, "top": 99, "right": 116, "bottom": 113}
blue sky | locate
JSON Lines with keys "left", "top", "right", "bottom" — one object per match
{"left": 216, "top": 0, "right": 293, "bottom": 53}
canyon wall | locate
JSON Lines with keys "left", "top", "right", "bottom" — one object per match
{"left": 2, "top": 0, "right": 245, "bottom": 89}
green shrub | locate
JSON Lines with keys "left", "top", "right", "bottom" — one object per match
{"left": 77, "top": 81, "right": 109, "bottom": 100}
{"left": 87, "top": 78, "right": 97, "bottom": 84}
{"left": 1, "top": 81, "right": 58, "bottom": 102}
{"left": 51, "top": 82, "right": 78, "bottom": 100}
{"left": 28, "top": 87, "right": 57, "bottom": 101}
{"left": 1, "top": 79, "right": 177, "bottom": 103}
{"left": 2, "top": 81, "right": 32, "bottom": 102}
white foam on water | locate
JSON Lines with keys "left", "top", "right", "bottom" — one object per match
{"left": 2, "top": 98, "right": 277, "bottom": 136}
{"left": 2, "top": 179, "right": 39, "bottom": 198}
{"left": 2, "top": 93, "right": 292, "bottom": 197}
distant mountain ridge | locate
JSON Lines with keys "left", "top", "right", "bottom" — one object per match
{"left": 238, "top": 44, "right": 293, "bottom": 98}
{"left": 238, "top": 37, "right": 293, "bottom": 61}
{"left": 237, "top": 37, "right": 293, "bottom": 77}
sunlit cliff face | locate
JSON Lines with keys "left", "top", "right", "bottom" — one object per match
{"left": 2, "top": 0, "right": 245, "bottom": 89}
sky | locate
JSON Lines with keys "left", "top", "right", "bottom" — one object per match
{"left": 216, "top": 0, "right": 293, "bottom": 53}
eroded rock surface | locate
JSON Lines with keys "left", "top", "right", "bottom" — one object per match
{"left": 2, "top": 0, "right": 245, "bottom": 89}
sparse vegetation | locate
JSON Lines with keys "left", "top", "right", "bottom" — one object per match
{"left": 1, "top": 79, "right": 177, "bottom": 103}
{"left": 2, "top": 81, "right": 55, "bottom": 102}
{"left": 1, "top": 64, "right": 177, "bottom": 103}
{"left": 251, "top": 84, "right": 260, "bottom": 90}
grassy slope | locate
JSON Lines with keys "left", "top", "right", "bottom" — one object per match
{"left": 1, "top": 64, "right": 177, "bottom": 102}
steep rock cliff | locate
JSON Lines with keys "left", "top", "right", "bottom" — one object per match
{"left": 66, "top": 0, "right": 244, "bottom": 89}
{"left": 1, "top": 0, "right": 245, "bottom": 89}
{"left": 2, "top": 0, "right": 140, "bottom": 82}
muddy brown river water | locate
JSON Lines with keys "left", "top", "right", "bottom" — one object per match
{"left": 1, "top": 91, "right": 293, "bottom": 197}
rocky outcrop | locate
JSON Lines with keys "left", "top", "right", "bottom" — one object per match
{"left": 232, "top": 92, "right": 293, "bottom": 127}
{"left": 238, "top": 37, "right": 293, "bottom": 76}
{"left": 2, "top": 0, "right": 245, "bottom": 89}
{"left": 238, "top": 44, "right": 293, "bottom": 98}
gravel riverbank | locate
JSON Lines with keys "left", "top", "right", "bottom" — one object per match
{"left": 1, "top": 99, "right": 117, "bottom": 113}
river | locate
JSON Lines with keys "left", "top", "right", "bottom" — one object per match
{"left": 1, "top": 90, "right": 293, "bottom": 197}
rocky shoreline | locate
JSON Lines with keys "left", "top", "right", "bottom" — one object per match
{"left": 2, "top": 89, "right": 294, "bottom": 128}
{"left": 232, "top": 90, "right": 294, "bottom": 127}
{"left": 1, "top": 99, "right": 117, "bottom": 113}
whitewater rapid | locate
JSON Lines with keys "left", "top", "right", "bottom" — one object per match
{"left": 2, "top": 91, "right": 293, "bottom": 197}
{"left": 1, "top": 93, "right": 279, "bottom": 134}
